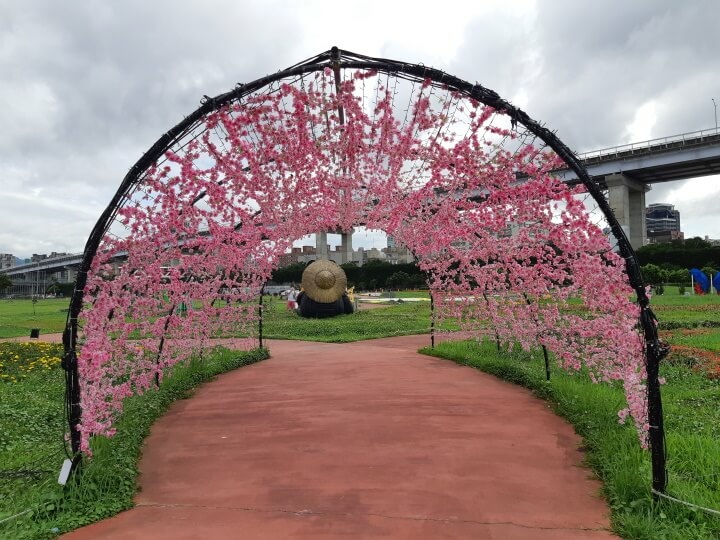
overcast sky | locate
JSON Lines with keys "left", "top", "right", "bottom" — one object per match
{"left": 2, "top": 0, "right": 719, "bottom": 258}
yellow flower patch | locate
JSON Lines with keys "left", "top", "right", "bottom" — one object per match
{"left": 0, "top": 342, "right": 63, "bottom": 383}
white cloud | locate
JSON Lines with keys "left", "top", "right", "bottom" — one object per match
{"left": 1, "top": 0, "right": 719, "bottom": 257}
{"left": 625, "top": 101, "right": 657, "bottom": 143}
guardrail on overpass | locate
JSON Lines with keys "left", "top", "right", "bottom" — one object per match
{"left": 577, "top": 127, "right": 720, "bottom": 163}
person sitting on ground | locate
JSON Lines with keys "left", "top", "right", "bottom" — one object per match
{"left": 296, "top": 259, "right": 354, "bottom": 318}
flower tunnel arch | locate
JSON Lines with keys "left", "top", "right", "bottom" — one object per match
{"left": 62, "top": 47, "right": 667, "bottom": 492}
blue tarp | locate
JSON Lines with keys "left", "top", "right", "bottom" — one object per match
{"left": 690, "top": 268, "right": 710, "bottom": 293}
{"left": 713, "top": 272, "right": 720, "bottom": 294}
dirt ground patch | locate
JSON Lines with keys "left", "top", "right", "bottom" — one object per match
{"left": 667, "top": 344, "right": 720, "bottom": 378}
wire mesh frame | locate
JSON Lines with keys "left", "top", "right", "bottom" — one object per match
{"left": 61, "top": 46, "right": 667, "bottom": 492}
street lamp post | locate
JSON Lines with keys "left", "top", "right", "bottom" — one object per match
{"left": 713, "top": 98, "right": 718, "bottom": 132}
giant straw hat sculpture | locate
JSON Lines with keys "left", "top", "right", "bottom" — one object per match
{"left": 302, "top": 260, "right": 347, "bottom": 303}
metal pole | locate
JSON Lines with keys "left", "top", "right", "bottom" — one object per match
{"left": 258, "top": 286, "right": 264, "bottom": 349}
{"left": 713, "top": 98, "right": 718, "bottom": 132}
{"left": 523, "top": 292, "right": 550, "bottom": 380}
{"left": 482, "top": 291, "right": 501, "bottom": 353}
{"left": 429, "top": 290, "right": 435, "bottom": 348}
{"left": 62, "top": 326, "right": 83, "bottom": 470}
{"left": 155, "top": 304, "right": 177, "bottom": 387}
{"left": 640, "top": 305, "right": 668, "bottom": 493}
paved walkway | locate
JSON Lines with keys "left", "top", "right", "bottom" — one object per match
{"left": 64, "top": 336, "right": 616, "bottom": 539}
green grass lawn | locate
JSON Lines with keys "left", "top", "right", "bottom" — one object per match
{"left": 2, "top": 289, "right": 719, "bottom": 339}
{"left": 423, "top": 340, "right": 720, "bottom": 539}
{"left": 0, "top": 344, "right": 268, "bottom": 539}
{"left": 665, "top": 330, "right": 720, "bottom": 352}
{"left": 0, "top": 299, "right": 70, "bottom": 338}
{"left": 3, "top": 290, "right": 720, "bottom": 538}
{"left": 262, "top": 296, "right": 436, "bottom": 341}
{"left": 0, "top": 296, "right": 438, "bottom": 341}
{"left": 651, "top": 286, "right": 720, "bottom": 304}
{"left": 650, "top": 287, "right": 720, "bottom": 327}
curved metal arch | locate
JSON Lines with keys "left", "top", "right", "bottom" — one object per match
{"left": 63, "top": 46, "right": 666, "bottom": 492}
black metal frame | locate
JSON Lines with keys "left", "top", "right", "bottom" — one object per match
{"left": 62, "top": 46, "right": 667, "bottom": 492}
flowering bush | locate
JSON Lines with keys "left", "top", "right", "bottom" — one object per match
{"left": 77, "top": 70, "right": 647, "bottom": 453}
{"left": 0, "top": 342, "right": 63, "bottom": 383}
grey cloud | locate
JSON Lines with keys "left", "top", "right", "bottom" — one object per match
{"left": 452, "top": 0, "right": 720, "bottom": 150}
{"left": 3, "top": 1, "right": 720, "bottom": 257}
{"left": 1, "top": 0, "right": 303, "bottom": 257}
{"left": 450, "top": 1, "right": 720, "bottom": 238}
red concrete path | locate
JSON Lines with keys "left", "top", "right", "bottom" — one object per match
{"left": 65, "top": 336, "right": 616, "bottom": 539}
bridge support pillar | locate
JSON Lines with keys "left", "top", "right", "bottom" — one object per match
{"left": 606, "top": 174, "right": 650, "bottom": 249}
{"left": 340, "top": 229, "right": 353, "bottom": 264}
{"left": 316, "top": 232, "right": 329, "bottom": 260}
{"left": 316, "top": 230, "right": 353, "bottom": 263}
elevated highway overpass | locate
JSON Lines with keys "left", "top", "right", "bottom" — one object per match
{"left": 557, "top": 128, "right": 720, "bottom": 248}
{"left": 2, "top": 129, "right": 719, "bottom": 294}
{"left": 2, "top": 253, "right": 83, "bottom": 297}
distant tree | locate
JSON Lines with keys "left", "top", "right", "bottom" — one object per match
{"left": 408, "top": 273, "right": 427, "bottom": 289}
{"left": 666, "top": 268, "right": 689, "bottom": 284}
{"left": 363, "top": 258, "right": 393, "bottom": 267}
{"left": 271, "top": 262, "right": 307, "bottom": 283}
{"left": 640, "top": 264, "right": 665, "bottom": 284}
{"left": 386, "top": 271, "right": 411, "bottom": 289}
{"left": 339, "top": 261, "right": 360, "bottom": 284}
{"left": 0, "top": 273, "right": 11, "bottom": 293}
{"left": 685, "top": 236, "right": 712, "bottom": 249}
{"left": 45, "top": 277, "right": 60, "bottom": 296}
{"left": 637, "top": 240, "right": 720, "bottom": 269}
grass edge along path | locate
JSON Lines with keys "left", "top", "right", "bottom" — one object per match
{"left": 421, "top": 340, "right": 720, "bottom": 540}
{"left": 0, "top": 346, "right": 269, "bottom": 540}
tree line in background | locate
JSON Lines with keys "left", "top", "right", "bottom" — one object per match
{"left": 637, "top": 237, "right": 719, "bottom": 272}
{"left": 4, "top": 235, "right": 718, "bottom": 298}
{"left": 272, "top": 260, "right": 427, "bottom": 290}
{"left": 0, "top": 273, "right": 11, "bottom": 293}
{"left": 271, "top": 236, "right": 720, "bottom": 293}
{"left": 636, "top": 236, "right": 719, "bottom": 289}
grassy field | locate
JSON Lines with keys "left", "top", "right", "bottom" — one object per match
{"left": 0, "top": 344, "right": 268, "bottom": 539}
{"left": 0, "top": 298, "right": 69, "bottom": 338}
{"left": 2, "top": 289, "right": 719, "bottom": 339}
{"left": 262, "top": 296, "right": 436, "bottom": 341}
{"left": 2, "top": 290, "right": 720, "bottom": 538}
{"left": 0, "top": 296, "right": 437, "bottom": 340}
{"left": 423, "top": 340, "right": 720, "bottom": 539}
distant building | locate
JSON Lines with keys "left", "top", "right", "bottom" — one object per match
{"left": 0, "top": 253, "right": 15, "bottom": 270}
{"left": 382, "top": 235, "right": 415, "bottom": 264}
{"left": 297, "top": 244, "right": 366, "bottom": 266}
{"left": 648, "top": 230, "right": 684, "bottom": 244}
{"left": 30, "top": 252, "right": 70, "bottom": 263}
{"left": 704, "top": 236, "right": 720, "bottom": 247}
{"left": 646, "top": 203, "right": 682, "bottom": 244}
{"left": 278, "top": 247, "right": 305, "bottom": 267}
{"left": 278, "top": 233, "right": 414, "bottom": 267}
